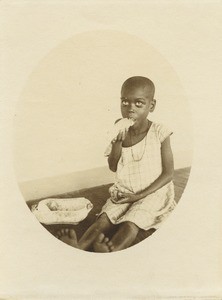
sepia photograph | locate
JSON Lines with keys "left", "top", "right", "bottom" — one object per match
{"left": 13, "top": 31, "right": 192, "bottom": 252}
{"left": 1, "top": 1, "right": 221, "bottom": 299}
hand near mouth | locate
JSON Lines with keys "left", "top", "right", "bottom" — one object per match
{"left": 111, "top": 118, "right": 135, "bottom": 143}
{"left": 111, "top": 128, "right": 128, "bottom": 143}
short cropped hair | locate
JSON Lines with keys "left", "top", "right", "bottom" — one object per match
{"left": 121, "top": 76, "right": 155, "bottom": 98}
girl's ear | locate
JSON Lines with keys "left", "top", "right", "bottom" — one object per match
{"left": 149, "top": 99, "right": 156, "bottom": 112}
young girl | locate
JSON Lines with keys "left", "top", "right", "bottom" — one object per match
{"left": 56, "top": 76, "right": 176, "bottom": 252}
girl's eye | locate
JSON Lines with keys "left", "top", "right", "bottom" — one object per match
{"left": 136, "top": 101, "right": 143, "bottom": 107}
{"left": 122, "top": 100, "right": 129, "bottom": 106}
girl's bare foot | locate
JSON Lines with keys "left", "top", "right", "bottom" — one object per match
{"left": 55, "top": 228, "right": 78, "bottom": 248}
{"left": 93, "top": 233, "right": 114, "bottom": 253}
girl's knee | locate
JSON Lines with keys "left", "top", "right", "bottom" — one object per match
{"left": 96, "top": 213, "right": 112, "bottom": 228}
{"left": 123, "top": 221, "right": 139, "bottom": 234}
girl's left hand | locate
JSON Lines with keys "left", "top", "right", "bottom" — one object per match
{"left": 114, "top": 192, "right": 140, "bottom": 204}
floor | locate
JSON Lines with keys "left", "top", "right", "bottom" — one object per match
{"left": 28, "top": 167, "right": 191, "bottom": 246}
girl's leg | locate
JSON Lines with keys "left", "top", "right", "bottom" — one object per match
{"left": 109, "top": 221, "right": 139, "bottom": 252}
{"left": 132, "top": 228, "right": 156, "bottom": 246}
{"left": 56, "top": 213, "right": 114, "bottom": 251}
{"left": 78, "top": 213, "right": 114, "bottom": 250}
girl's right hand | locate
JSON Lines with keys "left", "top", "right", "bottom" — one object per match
{"left": 112, "top": 128, "right": 128, "bottom": 144}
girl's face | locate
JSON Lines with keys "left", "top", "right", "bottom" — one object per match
{"left": 120, "top": 85, "right": 155, "bottom": 125}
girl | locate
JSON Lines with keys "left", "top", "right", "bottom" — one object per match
{"left": 56, "top": 76, "right": 176, "bottom": 252}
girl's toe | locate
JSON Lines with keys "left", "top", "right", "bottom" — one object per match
{"left": 107, "top": 242, "right": 114, "bottom": 250}
{"left": 64, "top": 228, "right": 69, "bottom": 234}
{"left": 104, "top": 237, "right": 109, "bottom": 243}
{"left": 96, "top": 233, "right": 105, "bottom": 243}
{"left": 69, "top": 229, "right": 77, "bottom": 239}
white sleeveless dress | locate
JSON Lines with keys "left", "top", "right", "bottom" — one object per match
{"left": 100, "top": 122, "right": 176, "bottom": 230}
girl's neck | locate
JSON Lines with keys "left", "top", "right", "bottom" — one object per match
{"left": 130, "top": 119, "right": 150, "bottom": 136}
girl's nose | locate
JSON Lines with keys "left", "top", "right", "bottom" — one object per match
{"left": 128, "top": 103, "right": 135, "bottom": 111}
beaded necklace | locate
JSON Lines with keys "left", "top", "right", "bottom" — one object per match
{"left": 129, "top": 120, "right": 150, "bottom": 162}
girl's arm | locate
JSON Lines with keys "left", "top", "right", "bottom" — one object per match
{"left": 137, "top": 136, "right": 174, "bottom": 198}
{"left": 108, "top": 140, "right": 123, "bottom": 172}
{"left": 108, "top": 128, "right": 128, "bottom": 172}
{"left": 117, "top": 136, "right": 174, "bottom": 203}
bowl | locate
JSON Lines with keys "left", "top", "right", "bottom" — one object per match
{"left": 31, "top": 197, "right": 93, "bottom": 225}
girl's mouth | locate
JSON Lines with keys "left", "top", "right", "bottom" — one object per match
{"left": 128, "top": 113, "right": 136, "bottom": 121}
